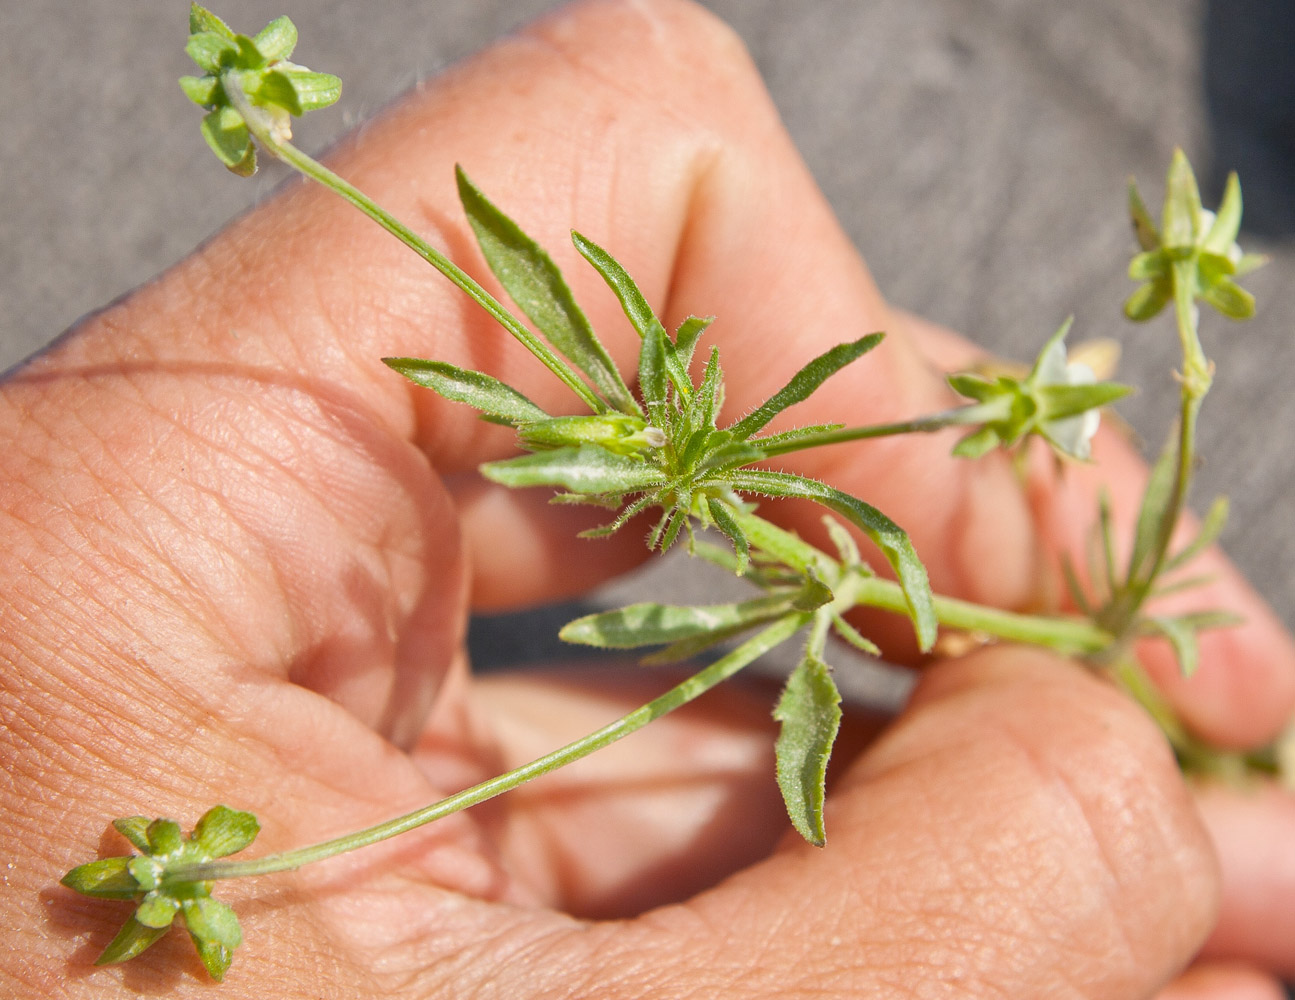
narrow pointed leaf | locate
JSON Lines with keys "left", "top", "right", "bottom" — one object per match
{"left": 1128, "top": 432, "right": 1179, "bottom": 583}
{"left": 61, "top": 857, "right": 140, "bottom": 900}
{"left": 456, "top": 170, "right": 637, "bottom": 414}
{"left": 823, "top": 516, "right": 862, "bottom": 567}
{"left": 638, "top": 321, "right": 669, "bottom": 416}
{"left": 572, "top": 231, "right": 692, "bottom": 397}
{"left": 192, "top": 805, "right": 260, "bottom": 859}
{"left": 728, "top": 334, "right": 884, "bottom": 441}
{"left": 384, "top": 358, "right": 549, "bottom": 425}
{"left": 831, "top": 614, "right": 881, "bottom": 656}
{"left": 560, "top": 594, "right": 795, "bottom": 648}
{"left": 95, "top": 917, "right": 169, "bottom": 966}
{"left": 731, "top": 471, "right": 936, "bottom": 650}
{"left": 774, "top": 654, "right": 842, "bottom": 846}
{"left": 482, "top": 445, "right": 665, "bottom": 494}
{"left": 1146, "top": 616, "right": 1200, "bottom": 677}
{"left": 253, "top": 15, "right": 297, "bottom": 62}
{"left": 707, "top": 498, "right": 749, "bottom": 574}
{"left": 1165, "top": 495, "right": 1228, "bottom": 573}
{"left": 673, "top": 315, "right": 715, "bottom": 372}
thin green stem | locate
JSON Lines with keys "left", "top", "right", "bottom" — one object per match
{"left": 223, "top": 75, "right": 607, "bottom": 414}
{"left": 168, "top": 613, "right": 804, "bottom": 884}
{"left": 733, "top": 510, "right": 1113, "bottom": 657}
{"left": 756, "top": 402, "right": 1005, "bottom": 458}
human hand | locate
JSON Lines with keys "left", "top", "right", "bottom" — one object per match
{"left": 4, "top": 1, "right": 1294, "bottom": 997}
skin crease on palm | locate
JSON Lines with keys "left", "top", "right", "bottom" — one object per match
{"left": 2, "top": 0, "right": 1295, "bottom": 997}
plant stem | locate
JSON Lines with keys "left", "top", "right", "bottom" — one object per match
{"left": 168, "top": 613, "right": 804, "bottom": 884}
{"left": 734, "top": 510, "right": 1113, "bottom": 657}
{"left": 223, "top": 74, "right": 607, "bottom": 415}
{"left": 757, "top": 402, "right": 1005, "bottom": 458}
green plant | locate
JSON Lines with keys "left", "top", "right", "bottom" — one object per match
{"left": 60, "top": 5, "right": 1277, "bottom": 980}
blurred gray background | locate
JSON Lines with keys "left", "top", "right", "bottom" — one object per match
{"left": 1, "top": 0, "right": 1291, "bottom": 646}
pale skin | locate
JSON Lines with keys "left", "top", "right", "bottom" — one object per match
{"left": 3, "top": 1, "right": 1295, "bottom": 997}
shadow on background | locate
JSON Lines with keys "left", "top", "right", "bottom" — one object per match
{"left": 1204, "top": 1, "right": 1295, "bottom": 237}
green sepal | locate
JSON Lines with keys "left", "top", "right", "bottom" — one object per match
{"left": 1203, "top": 171, "right": 1242, "bottom": 256}
{"left": 560, "top": 594, "right": 796, "bottom": 649}
{"left": 95, "top": 917, "right": 170, "bottom": 967}
{"left": 1127, "top": 177, "right": 1161, "bottom": 252}
{"left": 481, "top": 444, "right": 666, "bottom": 494}
{"left": 951, "top": 425, "right": 1000, "bottom": 459}
{"left": 127, "top": 856, "right": 162, "bottom": 891}
{"left": 178, "top": 74, "right": 221, "bottom": 107}
{"left": 279, "top": 68, "right": 343, "bottom": 112}
{"left": 1162, "top": 148, "right": 1203, "bottom": 249}
{"left": 248, "top": 69, "right": 302, "bottom": 116}
{"left": 186, "top": 31, "right": 237, "bottom": 74}
{"left": 383, "top": 357, "right": 550, "bottom": 425}
{"left": 774, "top": 654, "right": 842, "bottom": 846}
{"left": 190, "top": 3, "right": 235, "bottom": 39}
{"left": 1037, "top": 380, "right": 1132, "bottom": 420}
{"left": 731, "top": 470, "right": 937, "bottom": 651}
{"left": 146, "top": 819, "right": 185, "bottom": 858}
{"left": 728, "top": 333, "right": 884, "bottom": 441}
{"left": 183, "top": 897, "right": 243, "bottom": 982}
{"left": 112, "top": 816, "right": 154, "bottom": 852}
{"left": 1200, "top": 278, "right": 1255, "bottom": 320}
{"left": 200, "top": 106, "right": 255, "bottom": 175}
{"left": 1128, "top": 249, "right": 1169, "bottom": 281}
{"left": 1124, "top": 281, "right": 1171, "bottom": 322}
{"left": 946, "top": 372, "right": 995, "bottom": 402}
{"left": 60, "top": 857, "right": 141, "bottom": 900}
{"left": 135, "top": 892, "right": 182, "bottom": 930}
{"left": 191, "top": 805, "right": 260, "bottom": 859}
{"left": 456, "top": 168, "right": 637, "bottom": 415}
{"left": 253, "top": 15, "right": 298, "bottom": 62}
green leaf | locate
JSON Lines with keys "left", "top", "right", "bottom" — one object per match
{"left": 95, "top": 917, "right": 170, "bottom": 966}
{"left": 456, "top": 169, "right": 637, "bottom": 415}
{"left": 186, "top": 31, "right": 237, "bottom": 73}
{"left": 1145, "top": 616, "right": 1200, "bottom": 677}
{"left": 192, "top": 805, "right": 260, "bottom": 859}
{"left": 253, "top": 15, "right": 297, "bottom": 62}
{"left": 638, "top": 320, "right": 669, "bottom": 418}
{"left": 696, "top": 440, "right": 765, "bottom": 474}
{"left": 183, "top": 897, "right": 243, "bottom": 981}
{"left": 706, "top": 497, "right": 750, "bottom": 574}
{"left": 730, "top": 470, "right": 937, "bottom": 651}
{"left": 200, "top": 106, "right": 255, "bottom": 175}
{"left": 774, "top": 654, "right": 842, "bottom": 846}
{"left": 136, "top": 892, "right": 182, "bottom": 929}
{"left": 572, "top": 231, "right": 691, "bottom": 397}
{"left": 190, "top": 3, "right": 235, "bottom": 39}
{"left": 823, "top": 516, "right": 861, "bottom": 567}
{"left": 831, "top": 614, "right": 881, "bottom": 656}
{"left": 1128, "top": 431, "right": 1178, "bottom": 583}
{"left": 749, "top": 423, "right": 845, "bottom": 454}
{"left": 61, "top": 857, "right": 141, "bottom": 900}
{"left": 560, "top": 594, "right": 795, "bottom": 648}
{"left": 1165, "top": 495, "right": 1228, "bottom": 573}
{"left": 112, "top": 816, "right": 153, "bottom": 853}
{"left": 1127, "top": 177, "right": 1161, "bottom": 252}
{"left": 673, "top": 315, "right": 715, "bottom": 372}
{"left": 383, "top": 357, "right": 549, "bottom": 425}
{"left": 685, "top": 347, "right": 724, "bottom": 433}
{"left": 481, "top": 444, "right": 666, "bottom": 494}
{"left": 280, "top": 69, "right": 343, "bottom": 112}
{"left": 728, "top": 334, "right": 884, "bottom": 441}
{"left": 178, "top": 74, "right": 220, "bottom": 107}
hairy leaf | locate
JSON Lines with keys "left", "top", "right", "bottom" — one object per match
{"left": 774, "top": 654, "right": 842, "bottom": 846}
{"left": 482, "top": 445, "right": 666, "bottom": 494}
{"left": 384, "top": 357, "right": 549, "bottom": 425}
{"left": 560, "top": 595, "right": 796, "bottom": 648}
{"left": 457, "top": 169, "right": 638, "bottom": 414}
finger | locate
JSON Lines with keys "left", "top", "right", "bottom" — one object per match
{"left": 541, "top": 647, "right": 1219, "bottom": 998}
{"left": 1157, "top": 962, "right": 1289, "bottom": 1000}
{"left": 1193, "top": 780, "right": 1295, "bottom": 980}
